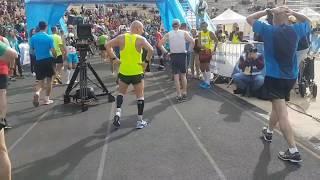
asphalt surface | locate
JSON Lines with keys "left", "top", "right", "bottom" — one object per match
{"left": 5, "top": 58, "right": 320, "bottom": 180}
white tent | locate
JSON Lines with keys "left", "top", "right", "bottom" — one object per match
{"left": 299, "top": 7, "right": 320, "bottom": 22}
{"left": 212, "top": 9, "right": 246, "bottom": 25}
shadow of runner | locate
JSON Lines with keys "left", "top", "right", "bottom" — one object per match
{"left": 252, "top": 138, "right": 301, "bottom": 180}
{"left": 12, "top": 128, "right": 109, "bottom": 180}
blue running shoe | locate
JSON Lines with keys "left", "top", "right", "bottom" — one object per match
{"left": 203, "top": 83, "right": 211, "bottom": 89}
{"left": 199, "top": 82, "right": 207, "bottom": 88}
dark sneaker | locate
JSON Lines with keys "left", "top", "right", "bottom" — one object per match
{"left": 181, "top": 94, "right": 187, "bottom": 102}
{"left": 278, "top": 149, "right": 302, "bottom": 163}
{"left": 113, "top": 115, "right": 121, "bottom": 128}
{"left": 3, "top": 119, "right": 12, "bottom": 129}
{"left": 0, "top": 119, "right": 6, "bottom": 130}
{"left": 176, "top": 96, "right": 183, "bottom": 103}
{"left": 262, "top": 126, "right": 273, "bottom": 142}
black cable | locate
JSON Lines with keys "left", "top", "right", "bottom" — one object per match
{"left": 286, "top": 101, "right": 320, "bottom": 123}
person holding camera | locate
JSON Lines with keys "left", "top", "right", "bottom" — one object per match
{"left": 232, "top": 44, "right": 265, "bottom": 96}
{"left": 30, "top": 21, "right": 56, "bottom": 107}
{"left": 0, "top": 40, "right": 18, "bottom": 180}
{"left": 247, "top": 6, "right": 311, "bottom": 163}
{"left": 106, "top": 20, "right": 153, "bottom": 129}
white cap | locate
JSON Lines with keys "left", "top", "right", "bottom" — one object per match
{"left": 172, "top": 19, "right": 181, "bottom": 25}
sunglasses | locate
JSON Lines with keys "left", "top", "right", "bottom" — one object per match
{"left": 249, "top": 48, "right": 258, "bottom": 53}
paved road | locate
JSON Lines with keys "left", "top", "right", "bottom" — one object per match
{"left": 5, "top": 59, "right": 320, "bottom": 180}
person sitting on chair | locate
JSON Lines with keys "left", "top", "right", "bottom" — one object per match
{"left": 233, "top": 44, "right": 265, "bottom": 95}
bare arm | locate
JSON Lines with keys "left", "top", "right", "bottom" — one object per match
{"left": 210, "top": 31, "right": 218, "bottom": 52}
{"left": 185, "top": 32, "right": 195, "bottom": 48}
{"left": 141, "top": 37, "right": 154, "bottom": 62}
{"left": 246, "top": 10, "right": 267, "bottom": 26}
{"left": 158, "top": 33, "right": 169, "bottom": 54}
{"left": 0, "top": 47, "right": 18, "bottom": 64}
{"left": 105, "top": 35, "right": 121, "bottom": 61}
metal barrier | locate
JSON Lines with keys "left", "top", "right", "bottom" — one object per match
{"left": 211, "top": 41, "right": 264, "bottom": 79}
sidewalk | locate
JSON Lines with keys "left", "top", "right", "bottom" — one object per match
{"left": 216, "top": 60, "right": 320, "bottom": 154}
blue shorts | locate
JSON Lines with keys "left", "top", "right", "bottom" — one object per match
{"left": 67, "top": 53, "right": 79, "bottom": 64}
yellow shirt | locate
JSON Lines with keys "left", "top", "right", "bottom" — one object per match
{"left": 52, "top": 34, "right": 63, "bottom": 56}
{"left": 119, "top": 33, "right": 143, "bottom": 76}
{"left": 200, "top": 31, "right": 214, "bottom": 50}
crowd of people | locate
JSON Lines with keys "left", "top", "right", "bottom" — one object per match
{"left": 0, "top": 1, "right": 318, "bottom": 180}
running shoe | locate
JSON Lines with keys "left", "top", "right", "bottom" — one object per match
{"left": 33, "top": 94, "right": 40, "bottom": 107}
{"left": 176, "top": 96, "right": 183, "bottom": 103}
{"left": 199, "top": 81, "right": 206, "bottom": 88}
{"left": 3, "top": 118, "right": 12, "bottom": 129}
{"left": 136, "top": 120, "right": 148, "bottom": 129}
{"left": 200, "top": 82, "right": 211, "bottom": 89}
{"left": 181, "top": 94, "right": 187, "bottom": 102}
{"left": 113, "top": 115, "right": 121, "bottom": 128}
{"left": 44, "top": 100, "right": 54, "bottom": 105}
{"left": 262, "top": 126, "right": 273, "bottom": 142}
{"left": 278, "top": 149, "right": 302, "bottom": 163}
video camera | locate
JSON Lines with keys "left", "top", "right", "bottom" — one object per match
{"left": 74, "top": 24, "right": 94, "bottom": 59}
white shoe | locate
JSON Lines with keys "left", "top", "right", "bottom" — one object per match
{"left": 66, "top": 81, "right": 70, "bottom": 85}
{"left": 44, "top": 100, "right": 54, "bottom": 105}
{"left": 136, "top": 120, "right": 148, "bottom": 129}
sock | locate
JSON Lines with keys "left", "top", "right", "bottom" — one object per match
{"left": 289, "top": 147, "right": 299, "bottom": 154}
{"left": 35, "top": 91, "right": 40, "bottom": 96}
{"left": 67, "top": 69, "right": 71, "bottom": 81}
{"left": 202, "top": 71, "right": 207, "bottom": 82}
{"left": 267, "top": 128, "right": 273, "bottom": 134}
{"left": 205, "top": 71, "right": 211, "bottom": 84}
{"left": 137, "top": 97, "right": 144, "bottom": 121}
{"left": 44, "top": 96, "right": 49, "bottom": 101}
{"left": 116, "top": 108, "right": 121, "bottom": 117}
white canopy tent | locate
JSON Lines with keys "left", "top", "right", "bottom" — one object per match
{"left": 211, "top": 9, "right": 251, "bottom": 39}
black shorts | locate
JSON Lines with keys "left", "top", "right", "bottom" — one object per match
{"left": 263, "top": 76, "right": 296, "bottom": 100}
{"left": 54, "top": 55, "right": 63, "bottom": 64}
{"left": 171, "top": 53, "right": 187, "bottom": 74}
{"left": 0, "top": 75, "right": 8, "bottom": 89}
{"left": 99, "top": 45, "right": 106, "bottom": 51}
{"left": 118, "top": 73, "right": 144, "bottom": 85}
{"left": 35, "top": 58, "right": 55, "bottom": 80}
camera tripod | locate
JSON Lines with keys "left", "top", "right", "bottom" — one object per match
{"left": 64, "top": 50, "right": 115, "bottom": 112}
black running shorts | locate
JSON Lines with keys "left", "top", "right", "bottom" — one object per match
{"left": 53, "top": 55, "right": 63, "bottom": 64}
{"left": 35, "top": 58, "right": 55, "bottom": 80}
{"left": 170, "top": 53, "right": 187, "bottom": 74}
{"left": 118, "top": 73, "right": 144, "bottom": 85}
{"left": 0, "top": 75, "right": 8, "bottom": 89}
{"left": 263, "top": 76, "right": 296, "bottom": 100}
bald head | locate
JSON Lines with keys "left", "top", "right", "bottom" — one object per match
{"left": 130, "top": 20, "right": 144, "bottom": 35}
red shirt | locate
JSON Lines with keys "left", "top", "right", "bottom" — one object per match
{"left": 0, "top": 36, "right": 9, "bottom": 75}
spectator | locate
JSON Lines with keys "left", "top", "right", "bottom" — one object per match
{"left": 233, "top": 44, "right": 265, "bottom": 95}
{"left": 196, "top": 0, "right": 208, "bottom": 30}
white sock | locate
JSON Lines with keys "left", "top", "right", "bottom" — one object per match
{"left": 35, "top": 91, "right": 40, "bottom": 96}
{"left": 138, "top": 115, "right": 143, "bottom": 121}
{"left": 202, "top": 72, "right": 207, "bottom": 82}
{"left": 289, "top": 147, "right": 299, "bottom": 154}
{"left": 67, "top": 69, "right": 71, "bottom": 82}
{"left": 44, "top": 96, "right": 50, "bottom": 101}
{"left": 205, "top": 71, "right": 211, "bottom": 84}
{"left": 116, "top": 108, "right": 121, "bottom": 117}
{"left": 267, "top": 128, "right": 273, "bottom": 134}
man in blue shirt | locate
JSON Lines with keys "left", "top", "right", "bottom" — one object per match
{"left": 247, "top": 6, "right": 311, "bottom": 163}
{"left": 30, "top": 21, "right": 56, "bottom": 106}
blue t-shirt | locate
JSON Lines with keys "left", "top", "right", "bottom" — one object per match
{"left": 253, "top": 20, "right": 311, "bottom": 79}
{"left": 30, "top": 32, "right": 54, "bottom": 61}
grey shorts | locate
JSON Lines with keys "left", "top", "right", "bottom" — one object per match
{"left": 171, "top": 53, "right": 187, "bottom": 74}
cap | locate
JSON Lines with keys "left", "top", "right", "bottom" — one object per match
{"left": 172, "top": 19, "right": 181, "bottom": 26}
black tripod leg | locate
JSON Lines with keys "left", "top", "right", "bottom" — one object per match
{"left": 65, "top": 66, "right": 80, "bottom": 96}
{"left": 87, "top": 63, "right": 109, "bottom": 93}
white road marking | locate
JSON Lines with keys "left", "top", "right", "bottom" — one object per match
{"left": 96, "top": 102, "right": 115, "bottom": 180}
{"left": 154, "top": 77, "right": 227, "bottom": 180}
{"left": 9, "top": 104, "right": 55, "bottom": 152}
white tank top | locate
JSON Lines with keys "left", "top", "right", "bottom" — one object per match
{"left": 168, "top": 30, "right": 187, "bottom": 54}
